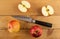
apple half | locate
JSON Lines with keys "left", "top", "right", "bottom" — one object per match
{"left": 42, "top": 5, "right": 54, "bottom": 16}
{"left": 18, "top": 1, "right": 31, "bottom": 12}
{"left": 8, "top": 20, "right": 20, "bottom": 33}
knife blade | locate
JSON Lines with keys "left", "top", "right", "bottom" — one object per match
{"left": 12, "top": 15, "right": 52, "bottom": 28}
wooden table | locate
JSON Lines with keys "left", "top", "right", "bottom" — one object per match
{"left": 0, "top": 0, "right": 60, "bottom": 39}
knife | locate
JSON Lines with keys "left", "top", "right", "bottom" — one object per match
{"left": 12, "top": 15, "right": 52, "bottom": 28}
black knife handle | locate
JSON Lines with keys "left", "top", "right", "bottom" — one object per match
{"left": 35, "top": 20, "right": 52, "bottom": 27}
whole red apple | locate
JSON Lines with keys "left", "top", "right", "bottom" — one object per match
{"left": 30, "top": 25, "right": 42, "bottom": 38}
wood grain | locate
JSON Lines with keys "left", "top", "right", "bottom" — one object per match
{"left": 0, "top": 0, "right": 60, "bottom": 16}
{"left": 0, "top": 16, "right": 59, "bottom": 39}
{"left": 0, "top": 0, "right": 60, "bottom": 39}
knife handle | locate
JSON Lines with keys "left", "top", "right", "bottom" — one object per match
{"left": 35, "top": 20, "right": 52, "bottom": 28}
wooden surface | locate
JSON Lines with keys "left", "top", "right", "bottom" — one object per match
{"left": 0, "top": 0, "right": 60, "bottom": 16}
{"left": 0, "top": 16, "right": 60, "bottom": 39}
{"left": 0, "top": 0, "right": 60, "bottom": 39}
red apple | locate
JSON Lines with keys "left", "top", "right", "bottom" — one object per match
{"left": 8, "top": 20, "right": 20, "bottom": 33}
{"left": 30, "top": 25, "right": 42, "bottom": 38}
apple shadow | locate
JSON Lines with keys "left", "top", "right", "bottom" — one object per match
{"left": 20, "top": 21, "right": 31, "bottom": 36}
{"left": 37, "top": 8, "right": 43, "bottom": 16}
{"left": 12, "top": 3, "right": 22, "bottom": 15}
{"left": 47, "top": 28, "right": 54, "bottom": 36}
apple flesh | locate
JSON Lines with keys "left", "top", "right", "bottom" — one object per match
{"left": 18, "top": 4, "right": 27, "bottom": 12}
{"left": 21, "top": 0, "right": 31, "bottom": 8}
{"left": 18, "top": 1, "right": 31, "bottom": 12}
{"left": 30, "top": 25, "right": 42, "bottom": 38}
{"left": 8, "top": 20, "right": 20, "bottom": 33}
{"left": 42, "top": 5, "right": 54, "bottom": 16}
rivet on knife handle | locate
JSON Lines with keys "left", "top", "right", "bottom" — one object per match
{"left": 35, "top": 20, "right": 52, "bottom": 27}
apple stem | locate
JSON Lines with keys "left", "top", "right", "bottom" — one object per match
{"left": 46, "top": 9, "right": 49, "bottom": 11}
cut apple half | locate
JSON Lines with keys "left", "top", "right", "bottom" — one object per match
{"left": 42, "top": 5, "right": 54, "bottom": 16}
{"left": 18, "top": 4, "right": 27, "bottom": 12}
{"left": 18, "top": 0, "right": 31, "bottom": 12}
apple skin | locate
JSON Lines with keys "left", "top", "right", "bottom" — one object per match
{"left": 30, "top": 25, "right": 42, "bottom": 38}
{"left": 8, "top": 20, "right": 20, "bottom": 33}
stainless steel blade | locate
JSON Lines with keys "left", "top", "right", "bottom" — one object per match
{"left": 12, "top": 15, "right": 34, "bottom": 23}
